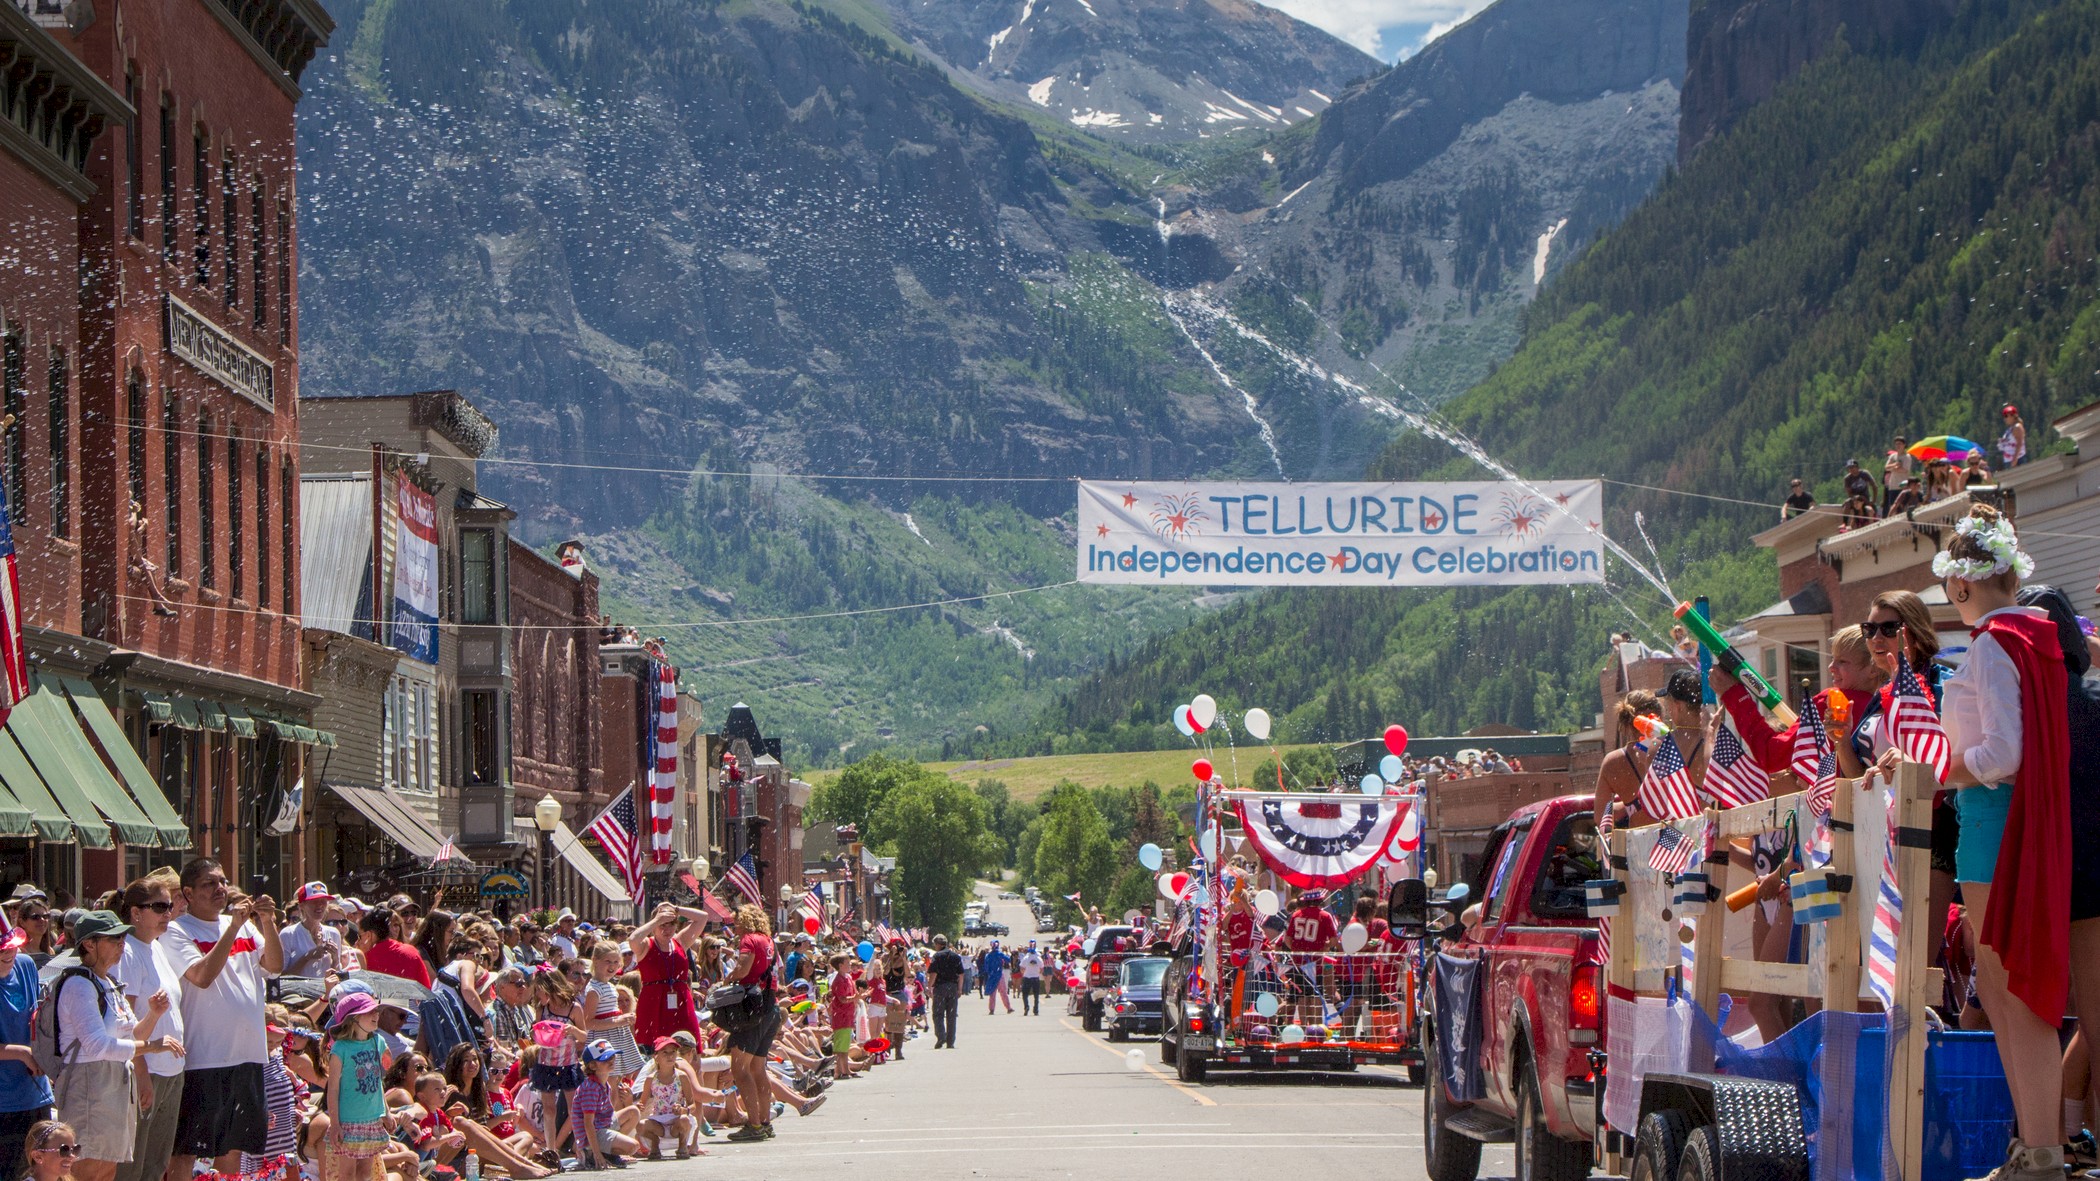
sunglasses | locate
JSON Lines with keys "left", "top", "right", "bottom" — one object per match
{"left": 20, "top": 911, "right": 48, "bottom": 922}
{"left": 37, "top": 1145, "right": 78, "bottom": 1157}
{"left": 134, "top": 900, "right": 174, "bottom": 914}
{"left": 1860, "top": 620, "right": 1905, "bottom": 639}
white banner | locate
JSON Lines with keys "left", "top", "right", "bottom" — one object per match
{"left": 390, "top": 478, "right": 439, "bottom": 663}
{"left": 1076, "top": 480, "right": 1606, "bottom": 587}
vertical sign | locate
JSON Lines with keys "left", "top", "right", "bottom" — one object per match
{"left": 391, "top": 479, "right": 438, "bottom": 664}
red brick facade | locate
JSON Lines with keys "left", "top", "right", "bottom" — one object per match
{"left": 508, "top": 540, "right": 603, "bottom": 806}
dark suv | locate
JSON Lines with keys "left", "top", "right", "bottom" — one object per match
{"left": 1107, "top": 956, "right": 1169, "bottom": 1041}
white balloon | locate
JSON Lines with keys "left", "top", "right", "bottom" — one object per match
{"left": 1138, "top": 843, "right": 1163, "bottom": 871}
{"left": 1157, "top": 873, "right": 1182, "bottom": 901}
{"left": 1339, "top": 922, "right": 1369, "bottom": 953}
{"left": 1243, "top": 707, "right": 1271, "bottom": 741}
{"left": 1280, "top": 1024, "right": 1306, "bottom": 1044}
{"left": 1253, "top": 889, "right": 1280, "bottom": 917}
{"left": 1190, "top": 694, "right": 1218, "bottom": 729}
{"left": 1125, "top": 1048, "right": 1145, "bottom": 1071}
{"left": 1173, "top": 708, "right": 1196, "bottom": 737}
{"left": 1198, "top": 828, "right": 1219, "bottom": 861}
{"left": 1253, "top": 991, "right": 1280, "bottom": 1017}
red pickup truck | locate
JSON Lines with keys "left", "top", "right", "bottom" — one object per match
{"left": 1420, "top": 794, "right": 1607, "bottom": 1181}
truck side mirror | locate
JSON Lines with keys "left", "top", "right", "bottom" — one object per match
{"left": 1388, "top": 878, "right": 1428, "bottom": 932}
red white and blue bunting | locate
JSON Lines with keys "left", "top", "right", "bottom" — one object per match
{"left": 1233, "top": 795, "right": 1408, "bottom": 888}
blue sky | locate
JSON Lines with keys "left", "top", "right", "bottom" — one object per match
{"left": 1264, "top": 1, "right": 1496, "bottom": 60}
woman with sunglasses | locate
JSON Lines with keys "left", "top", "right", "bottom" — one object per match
{"left": 110, "top": 873, "right": 188, "bottom": 1181}
{"left": 1859, "top": 590, "right": 1959, "bottom": 972}
{"left": 0, "top": 924, "right": 53, "bottom": 1181}
{"left": 24, "top": 1121, "right": 78, "bottom": 1181}
{"left": 16, "top": 904, "right": 57, "bottom": 966}
{"left": 54, "top": 910, "right": 183, "bottom": 1181}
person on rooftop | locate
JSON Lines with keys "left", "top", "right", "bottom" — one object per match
{"left": 1883, "top": 437, "right": 1912, "bottom": 513}
{"left": 1781, "top": 479, "right": 1815, "bottom": 521}
{"left": 1842, "top": 458, "right": 1875, "bottom": 506}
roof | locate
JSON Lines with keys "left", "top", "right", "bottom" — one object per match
{"left": 1746, "top": 582, "right": 1832, "bottom": 621}
{"left": 299, "top": 474, "right": 373, "bottom": 636}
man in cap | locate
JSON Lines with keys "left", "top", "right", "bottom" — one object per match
{"left": 278, "top": 881, "right": 343, "bottom": 978}
{"left": 1841, "top": 458, "right": 1874, "bottom": 506}
{"left": 487, "top": 967, "right": 537, "bottom": 1053}
{"left": 925, "top": 935, "right": 965, "bottom": 1049}
{"left": 1015, "top": 940, "right": 1046, "bottom": 1015}
{"left": 165, "top": 858, "right": 283, "bottom": 1181}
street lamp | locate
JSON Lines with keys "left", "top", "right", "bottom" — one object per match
{"left": 534, "top": 795, "right": 562, "bottom": 913}
{"left": 778, "top": 883, "right": 794, "bottom": 931}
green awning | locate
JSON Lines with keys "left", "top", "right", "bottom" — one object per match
{"left": 57, "top": 679, "right": 191, "bottom": 849}
{"left": 0, "top": 740, "right": 37, "bottom": 837}
{"left": 219, "top": 704, "right": 258, "bottom": 740}
{"left": 130, "top": 692, "right": 174, "bottom": 725}
{"left": 259, "top": 716, "right": 298, "bottom": 741}
{"left": 0, "top": 730, "right": 85, "bottom": 844}
{"left": 314, "top": 729, "right": 338, "bottom": 749}
{"left": 194, "top": 701, "right": 229, "bottom": 732}
{"left": 169, "top": 698, "right": 203, "bottom": 731}
{"left": 11, "top": 685, "right": 161, "bottom": 847}
{"left": 292, "top": 725, "right": 320, "bottom": 744}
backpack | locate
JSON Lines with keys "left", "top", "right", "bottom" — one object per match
{"left": 419, "top": 967, "right": 484, "bottom": 1066}
{"left": 32, "top": 966, "right": 107, "bottom": 1080}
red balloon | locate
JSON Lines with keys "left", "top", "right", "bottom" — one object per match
{"left": 803, "top": 916, "right": 821, "bottom": 935}
{"left": 1383, "top": 724, "right": 1410, "bottom": 757}
{"left": 1186, "top": 706, "right": 1206, "bottom": 734}
{"left": 1192, "top": 758, "right": 1214, "bottom": 782}
{"left": 1169, "top": 872, "right": 1190, "bottom": 896}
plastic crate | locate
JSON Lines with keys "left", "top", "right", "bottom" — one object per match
{"left": 1850, "top": 1028, "right": 2015, "bottom": 1181}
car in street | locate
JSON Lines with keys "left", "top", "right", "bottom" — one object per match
{"left": 984, "top": 921, "right": 1010, "bottom": 936}
{"left": 1036, "top": 915, "right": 1060, "bottom": 933}
{"left": 1107, "top": 956, "right": 1169, "bottom": 1042}
{"left": 1079, "top": 924, "right": 1144, "bottom": 1031}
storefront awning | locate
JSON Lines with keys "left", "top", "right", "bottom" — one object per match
{"left": 9, "top": 685, "right": 159, "bottom": 847}
{"left": 322, "top": 780, "right": 475, "bottom": 868}
{"left": 194, "top": 701, "right": 229, "bottom": 732}
{"left": 547, "top": 820, "right": 638, "bottom": 918}
{"left": 55, "top": 678, "right": 191, "bottom": 849}
{"left": 0, "top": 730, "right": 86, "bottom": 844}
{"left": 130, "top": 692, "right": 174, "bottom": 725}
{"left": 218, "top": 704, "right": 259, "bottom": 740}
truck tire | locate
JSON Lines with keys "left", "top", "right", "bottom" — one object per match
{"left": 1515, "top": 1062, "right": 1590, "bottom": 1181}
{"left": 1629, "top": 1110, "right": 1692, "bottom": 1181}
{"left": 1083, "top": 1000, "right": 1102, "bottom": 1032}
{"left": 1423, "top": 1070, "right": 1482, "bottom": 1181}
{"left": 1177, "top": 1045, "right": 1208, "bottom": 1083}
{"left": 1676, "top": 1125, "right": 1720, "bottom": 1181}
{"left": 1159, "top": 1030, "right": 1179, "bottom": 1066}
{"left": 1406, "top": 1062, "right": 1427, "bottom": 1086}
{"left": 1108, "top": 1019, "right": 1128, "bottom": 1043}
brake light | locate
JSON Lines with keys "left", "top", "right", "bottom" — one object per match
{"left": 1571, "top": 964, "right": 1601, "bottom": 1027}
{"left": 1188, "top": 1013, "right": 1203, "bottom": 1033}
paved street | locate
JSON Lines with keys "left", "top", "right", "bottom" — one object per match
{"left": 610, "top": 888, "right": 1517, "bottom": 1180}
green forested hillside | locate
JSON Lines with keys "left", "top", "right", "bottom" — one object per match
{"left": 989, "top": 0, "right": 2100, "bottom": 755}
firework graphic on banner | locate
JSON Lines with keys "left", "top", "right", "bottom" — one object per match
{"left": 1148, "top": 493, "right": 1206, "bottom": 540}
{"left": 1491, "top": 493, "right": 1550, "bottom": 541}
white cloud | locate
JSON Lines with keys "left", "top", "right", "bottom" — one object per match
{"left": 1263, "top": 0, "right": 1496, "bottom": 59}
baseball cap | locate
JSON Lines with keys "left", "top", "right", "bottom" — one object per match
{"left": 8, "top": 885, "right": 45, "bottom": 902}
{"left": 653, "top": 1035, "right": 681, "bottom": 1052}
{"left": 72, "top": 910, "right": 131, "bottom": 942}
{"left": 2003, "top": 404, "right": 2018, "bottom": 414}
{"left": 577, "top": 922, "right": 595, "bottom": 933}
{"left": 295, "top": 882, "right": 335, "bottom": 903}
{"left": 1846, "top": 458, "right": 1861, "bottom": 467}
{"left": 1298, "top": 889, "right": 1329, "bottom": 904}
{"left": 583, "top": 1038, "right": 617, "bottom": 1063}
{"left": 670, "top": 1030, "right": 697, "bottom": 1048}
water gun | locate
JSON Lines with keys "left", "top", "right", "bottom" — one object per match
{"left": 1674, "top": 601, "right": 1798, "bottom": 727}
{"left": 1631, "top": 715, "right": 1670, "bottom": 749}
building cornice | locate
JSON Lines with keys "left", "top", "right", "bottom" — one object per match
{"left": 0, "top": 4, "right": 130, "bottom": 199}
{"left": 197, "top": 0, "right": 334, "bottom": 100}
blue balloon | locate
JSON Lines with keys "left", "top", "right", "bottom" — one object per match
{"left": 856, "top": 941, "right": 875, "bottom": 962}
{"left": 1379, "top": 754, "right": 1404, "bottom": 782}
{"left": 1359, "top": 773, "right": 1383, "bottom": 795}
{"left": 1138, "top": 843, "right": 1164, "bottom": 871}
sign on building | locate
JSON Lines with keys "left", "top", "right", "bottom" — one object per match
{"left": 391, "top": 479, "right": 439, "bottom": 663}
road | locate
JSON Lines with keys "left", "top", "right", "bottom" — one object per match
{"left": 608, "top": 885, "right": 1519, "bottom": 1180}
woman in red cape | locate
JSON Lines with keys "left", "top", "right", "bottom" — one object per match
{"left": 628, "top": 903, "right": 708, "bottom": 1049}
{"left": 1933, "top": 504, "right": 2069, "bottom": 1181}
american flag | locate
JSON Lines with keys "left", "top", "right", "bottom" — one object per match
{"left": 1792, "top": 695, "right": 1837, "bottom": 819}
{"left": 646, "top": 660, "right": 678, "bottom": 864}
{"left": 1866, "top": 782, "right": 1904, "bottom": 1009}
{"left": 1888, "top": 654, "right": 1950, "bottom": 783}
{"left": 433, "top": 835, "right": 457, "bottom": 865}
{"left": 722, "top": 852, "right": 762, "bottom": 905}
{"left": 1637, "top": 733, "right": 1700, "bottom": 820}
{"left": 583, "top": 786, "right": 646, "bottom": 905}
{"left": 799, "top": 882, "right": 829, "bottom": 932}
{"left": 1648, "top": 822, "right": 1700, "bottom": 876}
{"left": 1705, "top": 717, "right": 1771, "bottom": 809}
{"left": 0, "top": 477, "right": 26, "bottom": 723}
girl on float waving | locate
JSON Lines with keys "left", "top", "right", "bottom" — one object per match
{"left": 1918, "top": 504, "right": 2069, "bottom": 1181}
{"left": 1592, "top": 670, "right": 1709, "bottom": 829}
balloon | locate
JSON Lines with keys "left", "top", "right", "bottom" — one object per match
{"left": 1171, "top": 872, "right": 1189, "bottom": 896}
{"left": 1138, "top": 843, "right": 1164, "bottom": 871}
{"left": 1157, "top": 873, "right": 1178, "bottom": 901}
{"left": 1067, "top": 976, "right": 1085, "bottom": 990}
{"left": 1359, "top": 773, "right": 1382, "bottom": 795}
{"left": 1173, "top": 708, "right": 1196, "bottom": 737}
{"left": 1243, "top": 708, "right": 1272, "bottom": 741}
{"left": 1192, "top": 759, "right": 1214, "bottom": 783}
{"left": 1379, "top": 754, "right": 1404, "bottom": 782}
{"left": 1185, "top": 706, "right": 1206, "bottom": 734}
{"left": 1340, "top": 922, "right": 1369, "bottom": 953}
{"left": 1253, "top": 889, "right": 1280, "bottom": 917}
{"left": 803, "top": 916, "right": 821, "bottom": 935}
{"left": 1125, "top": 1048, "right": 1146, "bottom": 1071}
{"left": 1383, "top": 724, "right": 1410, "bottom": 757}
{"left": 1190, "top": 694, "right": 1218, "bottom": 729}
{"left": 1280, "top": 1024, "right": 1306, "bottom": 1044}
{"left": 1197, "top": 828, "right": 1218, "bottom": 862}
{"left": 1253, "top": 991, "right": 1280, "bottom": 1017}
{"left": 855, "top": 941, "right": 874, "bottom": 962}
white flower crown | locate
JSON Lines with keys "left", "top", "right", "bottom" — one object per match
{"left": 1931, "top": 514, "right": 2035, "bottom": 581}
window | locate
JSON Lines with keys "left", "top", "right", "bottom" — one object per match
{"left": 275, "top": 200, "right": 290, "bottom": 345}
{"left": 255, "top": 446, "right": 269, "bottom": 607}
{"left": 192, "top": 130, "right": 209, "bottom": 288}
{"left": 162, "top": 397, "right": 181, "bottom": 576}
{"left": 460, "top": 529, "right": 496, "bottom": 624}
{"left": 1529, "top": 811, "right": 1604, "bottom": 920}
{"left": 222, "top": 156, "right": 237, "bottom": 307}
{"left": 196, "top": 416, "right": 214, "bottom": 588}
{"left": 250, "top": 182, "right": 266, "bottom": 330}
{"left": 280, "top": 457, "right": 294, "bottom": 612}
{"left": 124, "top": 68, "right": 142, "bottom": 239}
{"left": 1482, "top": 817, "right": 1533, "bottom": 925}
{"left": 46, "top": 349, "right": 66, "bottom": 537}
{"left": 463, "top": 690, "right": 499, "bottom": 785}
{"left": 384, "top": 676, "right": 437, "bottom": 793}
{"left": 1, "top": 333, "right": 23, "bottom": 518}
{"left": 158, "top": 99, "right": 176, "bottom": 266}
{"left": 227, "top": 431, "right": 243, "bottom": 599}
{"left": 125, "top": 371, "right": 146, "bottom": 509}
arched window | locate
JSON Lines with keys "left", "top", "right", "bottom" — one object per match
{"left": 227, "top": 429, "right": 243, "bottom": 599}
{"left": 196, "top": 415, "right": 214, "bottom": 589}
{"left": 161, "top": 396, "right": 181, "bottom": 576}
{"left": 255, "top": 445, "right": 269, "bottom": 607}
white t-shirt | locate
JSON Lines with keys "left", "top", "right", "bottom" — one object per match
{"left": 278, "top": 922, "right": 344, "bottom": 978}
{"left": 163, "top": 912, "right": 270, "bottom": 1069}
{"left": 113, "top": 934, "right": 188, "bottom": 1078}
{"left": 550, "top": 933, "right": 577, "bottom": 959}
{"left": 1017, "top": 952, "right": 1045, "bottom": 979}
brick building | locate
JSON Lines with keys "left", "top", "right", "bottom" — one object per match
{"left": 507, "top": 537, "right": 613, "bottom": 915}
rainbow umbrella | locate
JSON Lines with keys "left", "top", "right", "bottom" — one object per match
{"left": 1908, "top": 436, "right": 1982, "bottom": 462}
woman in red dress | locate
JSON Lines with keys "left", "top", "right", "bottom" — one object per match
{"left": 629, "top": 903, "right": 707, "bottom": 1048}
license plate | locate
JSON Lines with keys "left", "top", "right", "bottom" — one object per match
{"left": 1183, "top": 1035, "right": 1214, "bottom": 1051}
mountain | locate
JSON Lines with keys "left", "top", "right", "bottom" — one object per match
{"left": 873, "top": 0, "right": 1380, "bottom": 142}
{"left": 989, "top": 0, "right": 2100, "bottom": 754}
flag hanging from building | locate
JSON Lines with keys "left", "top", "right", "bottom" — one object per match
{"left": 647, "top": 659, "right": 678, "bottom": 864}
{"left": 584, "top": 786, "right": 646, "bottom": 905}
{"left": 723, "top": 852, "right": 762, "bottom": 905}
{"left": 1889, "top": 654, "right": 1950, "bottom": 783}
{"left": 1636, "top": 733, "right": 1700, "bottom": 820}
{"left": 1704, "top": 716, "right": 1771, "bottom": 809}
{"left": 799, "top": 882, "right": 829, "bottom": 933}
{"left": 0, "top": 478, "right": 27, "bottom": 723}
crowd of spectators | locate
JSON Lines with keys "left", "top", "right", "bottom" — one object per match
{"left": 1781, "top": 405, "right": 2031, "bottom": 530}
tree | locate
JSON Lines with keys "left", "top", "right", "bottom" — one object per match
{"left": 810, "top": 752, "right": 921, "bottom": 834}
{"left": 873, "top": 771, "right": 998, "bottom": 932}
{"left": 1106, "top": 864, "right": 1157, "bottom": 920}
{"left": 973, "top": 779, "right": 1028, "bottom": 868}
{"left": 1250, "top": 746, "right": 1339, "bottom": 791}
{"left": 1032, "top": 782, "right": 1116, "bottom": 917}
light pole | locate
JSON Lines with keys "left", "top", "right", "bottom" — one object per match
{"left": 534, "top": 795, "right": 562, "bottom": 914}
{"left": 778, "top": 883, "right": 795, "bottom": 933}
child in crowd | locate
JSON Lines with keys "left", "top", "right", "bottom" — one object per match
{"left": 571, "top": 1041, "right": 642, "bottom": 1169}
{"left": 325, "top": 993, "right": 394, "bottom": 1181}
{"left": 827, "top": 954, "right": 861, "bottom": 1080}
{"left": 631, "top": 1037, "right": 712, "bottom": 1160}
